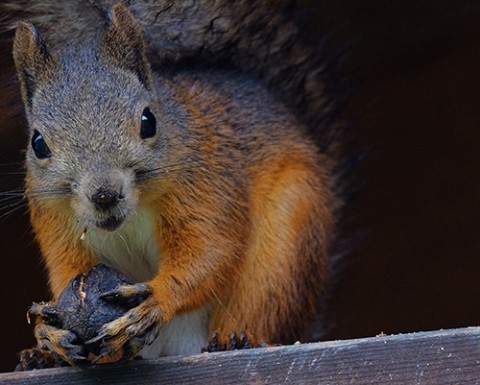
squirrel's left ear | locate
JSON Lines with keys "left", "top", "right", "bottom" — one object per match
{"left": 101, "top": 3, "right": 153, "bottom": 90}
{"left": 13, "top": 22, "right": 56, "bottom": 113}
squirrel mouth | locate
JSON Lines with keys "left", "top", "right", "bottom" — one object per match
{"left": 96, "top": 216, "right": 125, "bottom": 231}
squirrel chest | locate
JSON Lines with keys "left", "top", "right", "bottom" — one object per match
{"left": 84, "top": 207, "right": 211, "bottom": 357}
{"left": 84, "top": 207, "right": 160, "bottom": 283}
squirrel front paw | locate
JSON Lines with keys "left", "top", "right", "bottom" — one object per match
{"left": 16, "top": 346, "right": 62, "bottom": 371}
{"left": 29, "top": 302, "right": 87, "bottom": 365}
{"left": 86, "top": 283, "right": 162, "bottom": 363}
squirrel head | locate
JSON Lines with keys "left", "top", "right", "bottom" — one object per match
{"left": 13, "top": 4, "right": 166, "bottom": 232}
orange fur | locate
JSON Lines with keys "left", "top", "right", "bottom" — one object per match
{"left": 26, "top": 182, "right": 96, "bottom": 297}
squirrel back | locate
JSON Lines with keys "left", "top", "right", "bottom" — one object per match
{"left": 2, "top": 0, "right": 346, "bottom": 364}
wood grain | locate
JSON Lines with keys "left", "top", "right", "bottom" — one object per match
{"left": 1, "top": 327, "right": 480, "bottom": 384}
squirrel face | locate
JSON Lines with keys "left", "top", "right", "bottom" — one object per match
{"left": 13, "top": 5, "right": 165, "bottom": 233}
{"left": 25, "top": 49, "right": 159, "bottom": 232}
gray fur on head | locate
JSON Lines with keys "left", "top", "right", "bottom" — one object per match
{"left": 15, "top": 4, "right": 163, "bottom": 233}
{"left": 4, "top": 0, "right": 339, "bottom": 157}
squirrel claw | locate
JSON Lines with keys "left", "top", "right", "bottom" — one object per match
{"left": 90, "top": 348, "right": 110, "bottom": 364}
{"left": 35, "top": 323, "right": 86, "bottom": 365}
{"left": 66, "top": 353, "right": 88, "bottom": 361}
{"left": 206, "top": 330, "right": 256, "bottom": 352}
{"left": 29, "top": 302, "right": 58, "bottom": 316}
{"left": 28, "top": 301, "right": 87, "bottom": 365}
{"left": 87, "top": 295, "right": 162, "bottom": 361}
{"left": 100, "top": 283, "right": 151, "bottom": 301}
{"left": 28, "top": 302, "right": 60, "bottom": 325}
{"left": 15, "top": 347, "right": 61, "bottom": 371}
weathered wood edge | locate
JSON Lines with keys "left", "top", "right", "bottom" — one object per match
{"left": 1, "top": 326, "right": 480, "bottom": 384}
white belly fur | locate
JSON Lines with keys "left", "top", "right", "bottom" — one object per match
{"left": 86, "top": 206, "right": 160, "bottom": 282}
{"left": 85, "top": 207, "right": 209, "bottom": 356}
{"left": 141, "top": 306, "right": 210, "bottom": 358}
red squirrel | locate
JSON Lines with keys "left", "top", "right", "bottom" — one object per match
{"left": 7, "top": 1, "right": 342, "bottom": 365}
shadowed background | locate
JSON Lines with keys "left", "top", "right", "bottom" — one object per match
{"left": 0, "top": 0, "right": 479, "bottom": 372}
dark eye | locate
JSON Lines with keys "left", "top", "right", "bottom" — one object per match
{"left": 140, "top": 107, "right": 156, "bottom": 139}
{"left": 31, "top": 129, "right": 51, "bottom": 159}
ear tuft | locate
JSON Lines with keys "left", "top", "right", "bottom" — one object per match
{"left": 101, "top": 3, "right": 153, "bottom": 90}
{"left": 13, "top": 22, "right": 55, "bottom": 111}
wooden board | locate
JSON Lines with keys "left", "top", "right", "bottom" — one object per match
{"left": 1, "top": 327, "right": 479, "bottom": 384}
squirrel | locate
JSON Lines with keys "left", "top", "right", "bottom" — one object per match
{"left": 3, "top": 0, "right": 345, "bottom": 366}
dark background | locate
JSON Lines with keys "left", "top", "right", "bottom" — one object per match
{"left": 0, "top": 0, "right": 479, "bottom": 372}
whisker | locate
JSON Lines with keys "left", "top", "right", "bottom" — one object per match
{"left": 25, "top": 186, "right": 73, "bottom": 198}
{"left": 0, "top": 196, "right": 25, "bottom": 205}
{"left": 116, "top": 232, "right": 132, "bottom": 257}
{"left": 100, "top": 233, "right": 110, "bottom": 251}
{"left": 139, "top": 159, "right": 206, "bottom": 173}
{"left": 27, "top": 194, "right": 73, "bottom": 204}
{"left": 0, "top": 191, "right": 26, "bottom": 198}
{"left": 0, "top": 171, "right": 26, "bottom": 176}
{"left": 0, "top": 201, "right": 29, "bottom": 224}
{"left": 210, "top": 288, "right": 240, "bottom": 329}
{"left": 21, "top": 187, "right": 74, "bottom": 204}
{"left": 0, "top": 161, "right": 25, "bottom": 167}
{"left": 0, "top": 199, "right": 27, "bottom": 212}
{"left": 0, "top": 187, "right": 26, "bottom": 194}
{"left": 136, "top": 160, "right": 207, "bottom": 181}
{"left": 26, "top": 190, "right": 72, "bottom": 197}
{"left": 137, "top": 168, "right": 203, "bottom": 181}
{"left": 0, "top": 188, "right": 27, "bottom": 205}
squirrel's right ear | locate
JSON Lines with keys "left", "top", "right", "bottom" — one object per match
{"left": 101, "top": 3, "right": 153, "bottom": 90}
{"left": 12, "top": 22, "right": 56, "bottom": 112}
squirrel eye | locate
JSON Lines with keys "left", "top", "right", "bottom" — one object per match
{"left": 140, "top": 107, "right": 156, "bottom": 139}
{"left": 31, "top": 129, "right": 51, "bottom": 159}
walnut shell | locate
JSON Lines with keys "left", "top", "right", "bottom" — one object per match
{"left": 56, "top": 264, "right": 142, "bottom": 354}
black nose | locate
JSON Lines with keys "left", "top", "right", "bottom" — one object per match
{"left": 91, "top": 189, "right": 119, "bottom": 210}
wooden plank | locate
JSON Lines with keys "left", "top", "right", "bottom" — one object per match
{"left": 1, "top": 327, "right": 480, "bottom": 384}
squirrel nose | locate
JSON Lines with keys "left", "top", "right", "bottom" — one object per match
{"left": 91, "top": 188, "right": 120, "bottom": 210}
